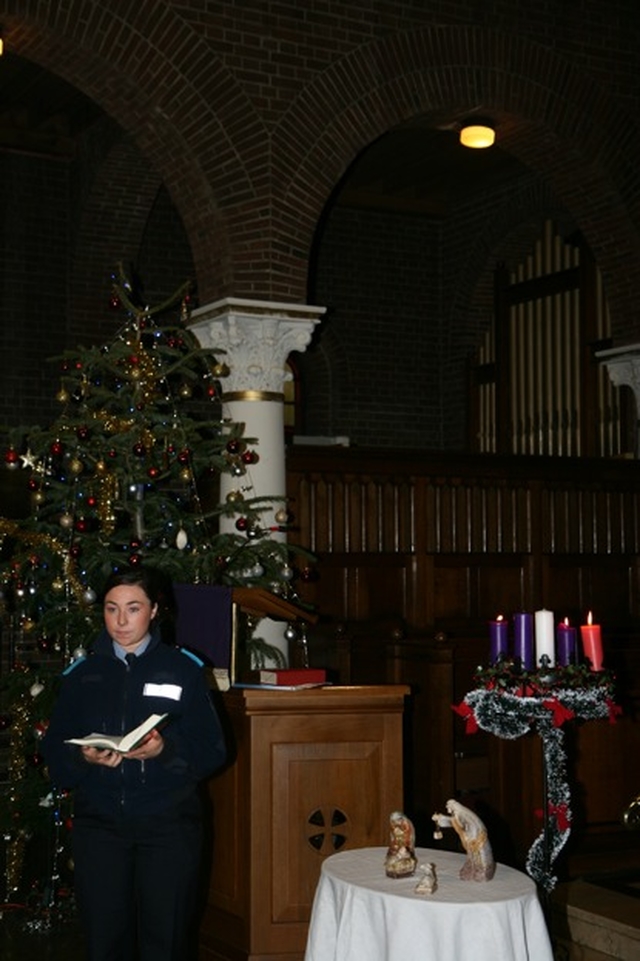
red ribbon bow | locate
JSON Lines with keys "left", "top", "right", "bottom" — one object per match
{"left": 606, "top": 698, "right": 622, "bottom": 724}
{"left": 452, "top": 700, "right": 478, "bottom": 734}
{"left": 542, "top": 697, "right": 575, "bottom": 727}
{"left": 534, "top": 802, "right": 571, "bottom": 832}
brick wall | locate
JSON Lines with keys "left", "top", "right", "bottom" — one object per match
{"left": 1, "top": 0, "right": 639, "bottom": 446}
{"left": 0, "top": 152, "right": 69, "bottom": 429}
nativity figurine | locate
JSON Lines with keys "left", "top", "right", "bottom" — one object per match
{"left": 432, "top": 798, "right": 495, "bottom": 881}
{"left": 414, "top": 861, "right": 438, "bottom": 895}
{"left": 384, "top": 811, "right": 417, "bottom": 878}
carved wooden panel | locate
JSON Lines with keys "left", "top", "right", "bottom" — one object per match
{"left": 200, "top": 686, "right": 408, "bottom": 961}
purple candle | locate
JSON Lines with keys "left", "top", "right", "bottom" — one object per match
{"left": 557, "top": 618, "right": 577, "bottom": 666}
{"left": 489, "top": 615, "right": 509, "bottom": 664}
{"left": 513, "top": 612, "right": 534, "bottom": 670}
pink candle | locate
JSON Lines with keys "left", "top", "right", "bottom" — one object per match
{"left": 580, "top": 611, "right": 603, "bottom": 671}
{"left": 556, "top": 617, "right": 577, "bottom": 666}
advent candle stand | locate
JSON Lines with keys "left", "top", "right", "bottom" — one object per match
{"left": 457, "top": 670, "right": 618, "bottom": 893}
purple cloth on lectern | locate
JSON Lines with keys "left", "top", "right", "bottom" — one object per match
{"left": 173, "top": 583, "right": 233, "bottom": 669}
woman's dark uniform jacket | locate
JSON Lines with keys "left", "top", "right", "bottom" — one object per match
{"left": 41, "top": 626, "right": 227, "bottom": 820}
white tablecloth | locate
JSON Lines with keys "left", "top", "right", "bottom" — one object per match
{"left": 304, "top": 846, "right": 554, "bottom": 961}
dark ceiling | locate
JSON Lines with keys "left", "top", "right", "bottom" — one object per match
{"left": 0, "top": 51, "right": 529, "bottom": 216}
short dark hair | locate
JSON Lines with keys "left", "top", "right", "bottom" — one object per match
{"left": 101, "top": 566, "right": 174, "bottom": 618}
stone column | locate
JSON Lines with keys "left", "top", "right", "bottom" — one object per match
{"left": 597, "top": 343, "right": 640, "bottom": 456}
{"left": 189, "top": 298, "right": 325, "bottom": 661}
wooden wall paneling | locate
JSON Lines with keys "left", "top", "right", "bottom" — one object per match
{"left": 285, "top": 448, "right": 640, "bottom": 867}
{"left": 542, "top": 554, "right": 639, "bottom": 629}
{"left": 431, "top": 554, "right": 530, "bottom": 626}
{"left": 488, "top": 733, "right": 544, "bottom": 867}
{"left": 386, "top": 638, "right": 455, "bottom": 841}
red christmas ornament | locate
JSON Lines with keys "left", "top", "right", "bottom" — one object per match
{"left": 109, "top": 294, "right": 121, "bottom": 310}
{"left": 129, "top": 553, "right": 142, "bottom": 567}
{"left": 235, "top": 517, "right": 248, "bottom": 532}
{"left": 148, "top": 466, "right": 160, "bottom": 479}
{"left": 4, "top": 447, "right": 20, "bottom": 467}
{"left": 133, "top": 442, "right": 146, "bottom": 457}
{"left": 74, "top": 518, "right": 88, "bottom": 533}
{"left": 76, "top": 426, "right": 90, "bottom": 441}
{"left": 50, "top": 440, "right": 63, "bottom": 456}
{"left": 226, "top": 439, "right": 244, "bottom": 455}
{"left": 242, "top": 450, "right": 258, "bottom": 465}
{"left": 177, "top": 449, "right": 190, "bottom": 465}
{"left": 87, "top": 495, "right": 97, "bottom": 508}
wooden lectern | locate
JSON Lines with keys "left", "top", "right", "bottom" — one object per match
{"left": 199, "top": 684, "right": 409, "bottom": 961}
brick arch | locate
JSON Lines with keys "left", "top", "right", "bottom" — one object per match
{"left": 276, "top": 25, "right": 640, "bottom": 326}
{"left": 0, "top": 1, "right": 264, "bottom": 301}
{"left": 69, "top": 130, "right": 163, "bottom": 345}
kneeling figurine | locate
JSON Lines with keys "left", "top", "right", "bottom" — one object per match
{"left": 432, "top": 798, "right": 495, "bottom": 881}
{"left": 384, "top": 811, "right": 417, "bottom": 878}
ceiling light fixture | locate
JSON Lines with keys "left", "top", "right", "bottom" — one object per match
{"left": 459, "top": 122, "right": 495, "bottom": 149}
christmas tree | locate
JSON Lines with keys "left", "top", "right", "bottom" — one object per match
{"left": 0, "top": 266, "right": 305, "bottom": 909}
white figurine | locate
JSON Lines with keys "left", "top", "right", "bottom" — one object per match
{"left": 414, "top": 861, "right": 438, "bottom": 895}
{"left": 432, "top": 798, "right": 495, "bottom": 881}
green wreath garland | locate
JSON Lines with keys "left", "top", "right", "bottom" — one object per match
{"left": 454, "top": 663, "right": 620, "bottom": 891}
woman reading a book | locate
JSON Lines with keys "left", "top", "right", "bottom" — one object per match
{"left": 42, "top": 567, "right": 227, "bottom": 961}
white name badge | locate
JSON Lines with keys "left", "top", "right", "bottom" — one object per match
{"left": 143, "top": 682, "right": 182, "bottom": 701}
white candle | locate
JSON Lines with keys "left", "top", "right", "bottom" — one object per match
{"left": 535, "top": 608, "right": 555, "bottom": 668}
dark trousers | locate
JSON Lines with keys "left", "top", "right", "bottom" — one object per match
{"left": 72, "top": 809, "right": 202, "bottom": 961}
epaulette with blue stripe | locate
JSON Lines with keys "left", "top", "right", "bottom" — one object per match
{"left": 179, "top": 646, "right": 204, "bottom": 667}
{"left": 62, "top": 655, "right": 87, "bottom": 675}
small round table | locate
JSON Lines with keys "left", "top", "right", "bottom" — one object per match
{"left": 304, "top": 846, "right": 554, "bottom": 961}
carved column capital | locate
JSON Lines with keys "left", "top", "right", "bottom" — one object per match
{"left": 189, "top": 298, "right": 325, "bottom": 397}
{"left": 597, "top": 343, "right": 640, "bottom": 409}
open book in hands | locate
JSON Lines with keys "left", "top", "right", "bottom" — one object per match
{"left": 65, "top": 713, "right": 169, "bottom": 753}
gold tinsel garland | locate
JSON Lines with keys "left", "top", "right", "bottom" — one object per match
{"left": 0, "top": 518, "right": 87, "bottom": 609}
